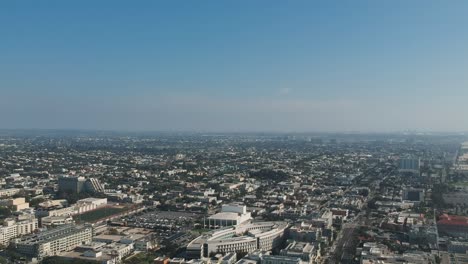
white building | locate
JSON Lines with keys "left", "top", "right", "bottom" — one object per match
{"left": 38, "top": 199, "right": 69, "bottom": 209}
{"left": 41, "top": 215, "right": 75, "bottom": 227}
{"left": 36, "top": 206, "right": 74, "bottom": 218}
{"left": 0, "top": 197, "right": 29, "bottom": 211}
{"left": 0, "top": 188, "right": 21, "bottom": 197}
{"left": 14, "top": 224, "right": 93, "bottom": 258}
{"left": 280, "top": 241, "right": 315, "bottom": 262}
{"left": 0, "top": 216, "right": 38, "bottom": 245}
{"left": 101, "top": 242, "right": 133, "bottom": 261}
{"left": 187, "top": 221, "right": 288, "bottom": 258}
{"left": 221, "top": 252, "right": 237, "bottom": 264}
{"left": 74, "top": 198, "right": 107, "bottom": 214}
{"left": 206, "top": 204, "right": 252, "bottom": 229}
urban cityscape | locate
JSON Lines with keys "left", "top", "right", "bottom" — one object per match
{"left": 2, "top": 1, "right": 468, "bottom": 264}
{"left": 0, "top": 131, "right": 467, "bottom": 263}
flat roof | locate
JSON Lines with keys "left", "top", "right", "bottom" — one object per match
{"left": 208, "top": 212, "right": 240, "bottom": 220}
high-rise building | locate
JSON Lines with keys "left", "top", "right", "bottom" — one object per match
{"left": 58, "top": 176, "right": 86, "bottom": 194}
{"left": 398, "top": 158, "right": 420, "bottom": 174}
{"left": 84, "top": 178, "right": 104, "bottom": 193}
{"left": 403, "top": 188, "right": 425, "bottom": 202}
{"left": 58, "top": 176, "right": 104, "bottom": 194}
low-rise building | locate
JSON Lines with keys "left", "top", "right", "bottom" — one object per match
{"left": 74, "top": 197, "right": 107, "bottom": 214}
{"left": 41, "top": 215, "right": 75, "bottom": 227}
{"left": 448, "top": 241, "right": 468, "bottom": 254}
{"left": 288, "top": 223, "right": 321, "bottom": 242}
{"left": 437, "top": 214, "right": 468, "bottom": 238}
{"left": 262, "top": 255, "right": 304, "bottom": 264}
{"left": 0, "top": 197, "right": 29, "bottom": 211}
{"left": 443, "top": 192, "right": 468, "bottom": 206}
{"left": 0, "top": 188, "right": 21, "bottom": 198}
{"left": 280, "top": 241, "right": 315, "bottom": 262}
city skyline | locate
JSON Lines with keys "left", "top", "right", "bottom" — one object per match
{"left": 2, "top": 1, "right": 468, "bottom": 132}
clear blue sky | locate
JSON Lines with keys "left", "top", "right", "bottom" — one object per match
{"left": 1, "top": 1, "right": 468, "bottom": 132}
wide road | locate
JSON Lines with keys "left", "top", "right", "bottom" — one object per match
{"left": 325, "top": 163, "right": 395, "bottom": 264}
{"left": 327, "top": 200, "right": 371, "bottom": 263}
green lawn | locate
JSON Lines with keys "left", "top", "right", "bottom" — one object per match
{"left": 74, "top": 207, "right": 127, "bottom": 223}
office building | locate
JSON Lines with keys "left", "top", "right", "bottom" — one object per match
{"left": 403, "top": 188, "right": 425, "bottom": 202}
{"left": 58, "top": 176, "right": 104, "bottom": 194}
{"left": 398, "top": 158, "right": 420, "bottom": 174}
{"left": 58, "top": 176, "right": 86, "bottom": 194}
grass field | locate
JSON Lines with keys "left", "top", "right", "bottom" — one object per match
{"left": 74, "top": 206, "right": 128, "bottom": 223}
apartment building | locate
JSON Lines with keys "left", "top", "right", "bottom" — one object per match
{"left": 14, "top": 224, "right": 93, "bottom": 258}
{"left": 0, "top": 216, "right": 38, "bottom": 245}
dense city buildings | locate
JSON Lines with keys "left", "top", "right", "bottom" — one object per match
{"left": 0, "top": 131, "right": 467, "bottom": 263}
{"left": 4, "top": 1, "right": 468, "bottom": 263}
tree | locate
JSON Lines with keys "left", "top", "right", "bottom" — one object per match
{"left": 250, "top": 169, "right": 288, "bottom": 182}
{"left": 29, "top": 197, "right": 46, "bottom": 208}
{"left": 108, "top": 227, "right": 119, "bottom": 235}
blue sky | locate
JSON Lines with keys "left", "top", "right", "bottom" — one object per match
{"left": 1, "top": 1, "right": 468, "bottom": 132}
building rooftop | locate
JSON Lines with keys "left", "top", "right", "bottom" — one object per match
{"left": 437, "top": 214, "right": 468, "bottom": 227}
{"left": 208, "top": 212, "right": 241, "bottom": 220}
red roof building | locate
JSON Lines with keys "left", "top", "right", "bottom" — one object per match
{"left": 437, "top": 214, "right": 468, "bottom": 238}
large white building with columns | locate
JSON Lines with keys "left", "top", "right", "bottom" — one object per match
{"left": 205, "top": 204, "right": 252, "bottom": 229}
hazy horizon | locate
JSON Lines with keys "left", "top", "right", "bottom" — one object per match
{"left": 2, "top": 1, "right": 468, "bottom": 132}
